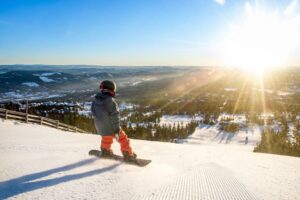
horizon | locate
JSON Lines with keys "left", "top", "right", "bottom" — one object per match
{"left": 0, "top": 64, "right": 300, "bottom": 69}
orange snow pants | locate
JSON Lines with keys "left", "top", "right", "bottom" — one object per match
{"left": 101, "top": 130, "right": 133, "bottom": 155}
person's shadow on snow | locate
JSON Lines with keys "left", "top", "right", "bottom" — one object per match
{"left": 0, "top": 158, "right": 121, "bottom": 199}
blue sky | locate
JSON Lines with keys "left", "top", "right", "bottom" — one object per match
{"left": 0, "top": 0, "right": 299, "bottom": 66}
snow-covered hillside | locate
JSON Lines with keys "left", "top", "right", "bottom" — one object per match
{"left": 0, "top": 119, "right": 299, "bottom": 200}
{"left": 182, "top": 124, "right": 262, "bottom": 145}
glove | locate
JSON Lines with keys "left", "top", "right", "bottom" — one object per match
{"left": 115, "top": 130, "right": 121, "bottom": 142}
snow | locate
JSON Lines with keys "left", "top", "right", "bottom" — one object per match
{"left": 76, "top": 102, "right": 92, "bottom": 116}
{"left": 159, "top": 115, "right": 202, "bottom": 127}
{"left": 224, "top": 87, "right": 237, "bottom": 91}
{"left": 143, "top": 111, "right": 155, "bottom": 116}
{"left": 132, "top": 81, "right": 142, "bottom": 86}
{"left": 22, "top": 82, "right": 40, "bottom": 87}
{"left": 33, "top": 72, "right": 61, "bottom": 77}
{"left": 218, "top": 113, "right": 247, "bottom": 124}
{"left": 1, "top": 92, "right": 64, "bottom": 102}
{"left": 0, "top": 119, "right": 300, "bottom": 200}
{"left": 3, "top": 92, "right": 24, "bottom": 99}
{"left": 119, "top": 103, "right": 136, "bottom": 111}
{"left": 183, "top": 124, "right": 261, "bottom": 145}
{"left": 39, "top": 76, "right": 55, "bottom": 83}
{"left": 277, "top": 91, "right": 294, "bottom": 96}
{"left": 77, "top": 110, "right": 91, "bottom": 117}
{"left": 259, "top": 113, "right": 274, "bottom": 119}
{"left": 88, "top": 77, "right": 97, "bottom": 81}
{"left": 119, "top": 77, "right": 157, "bottom": 87}
{"left": 41, "top": 72, "right": 61, "bottom": 76}
{"left": 288, "top": 123, "right": 295, "bottom": 143}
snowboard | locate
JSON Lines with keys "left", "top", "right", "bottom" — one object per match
{"left": 88, "top": 149, "right": 151, "bottom": 167}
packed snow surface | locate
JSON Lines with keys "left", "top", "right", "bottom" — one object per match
{"left": 39, "top": 76, "right": 55, "bottom": 83}
{"left": 22, "top": 82, "right": 40, "bottom": 87}
{"left": 0, "top": 120, "right": 299, "bottom": 200}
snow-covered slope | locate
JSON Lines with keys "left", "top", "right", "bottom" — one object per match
{"left": 183, "top": 124, "right": 262, "bottom": 145}
{"left": 0, "top": 119, "right": 299, "bottom": 200}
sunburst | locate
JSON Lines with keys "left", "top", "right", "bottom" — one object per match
{"left": 222, "top": 1, "right": 300, "bottom": 74}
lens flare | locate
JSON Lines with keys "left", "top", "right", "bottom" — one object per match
{"left": 221, "top": 1, "right": 300, "bottom": 74}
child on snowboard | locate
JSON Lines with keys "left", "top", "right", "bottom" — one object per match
{"left": 91, "top": 80, "right": 137, "bottom": 162}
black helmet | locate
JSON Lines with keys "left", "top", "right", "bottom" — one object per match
{"left": 99, "top": 80, "right": 116, "bottom": 92}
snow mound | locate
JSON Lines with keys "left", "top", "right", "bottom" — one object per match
{"left": 33, "top": 72, "right": 61, "bottom": 77}
{"left": 39, "top": 76, "right": 55, "bottom": 83}
{"left": 0, "top": 119, "right": 299, "bottom": 200}
{"left": 41, "top": 72, "right": 61, "bottom": 76}
{"left": 22, "top": 82, "right": 40, "bottom": 87}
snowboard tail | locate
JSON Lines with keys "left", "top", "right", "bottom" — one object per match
{"left": 88, "top": 149, "right": 151, "bottom": 167}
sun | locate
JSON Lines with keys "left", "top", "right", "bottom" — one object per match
{"left": 221, "top": 1, "right": 300, "bottom": 74}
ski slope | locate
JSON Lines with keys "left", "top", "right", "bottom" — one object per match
{"left": 0, "top": 119, "right": 300, "bottom": 200}
{"left": 182, "top": 124, "right": 262, "bottom": 145}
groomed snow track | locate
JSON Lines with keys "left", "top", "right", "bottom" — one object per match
{"left": 135, "top": 163, "right": 256, "bottom": 200}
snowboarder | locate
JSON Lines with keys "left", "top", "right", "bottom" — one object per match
{"left": 91, "top": 80, "right": 137, "bottom": 162}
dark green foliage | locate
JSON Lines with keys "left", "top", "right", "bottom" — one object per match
{"left": 254, "top": 115, "right": 300, "bottom": 157}
{"left": 3, "top": 101, "right": 198, "bottom": 142}
{"left": 122, "top": 121, "right": 198, "bottom": 142}
{"left": 6, "top": 102, "right": 98, "bottom": 134}
{"left": 254, "top": 128, "right": 300, "bottom": 157}
{"left": 48, "top": 113, "right": 97, "bottom": 133}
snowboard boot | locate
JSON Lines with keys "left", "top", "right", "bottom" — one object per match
{"left": 101, "top": 148, "right": 114, "bottom": 157}
{"left": 122, "top": 151, "right": 137, "bottom": 162}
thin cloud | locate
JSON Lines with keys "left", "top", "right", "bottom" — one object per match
{"left": 215, "top": 0, "right": 226, "bottom": 6}
{"left": 284, "top": 0, "right": 298, "bottom": 16}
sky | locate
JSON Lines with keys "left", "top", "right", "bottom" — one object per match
{"left": 0, "top": 0, "right": 299, "bottom": 66}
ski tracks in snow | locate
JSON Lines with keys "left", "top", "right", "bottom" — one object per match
{"left": 135, "top": 163, "right": 257, "bottom": 200}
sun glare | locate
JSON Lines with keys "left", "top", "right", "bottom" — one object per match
{"left": 222, "top": 1, "right": 300, "bottom": 74}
